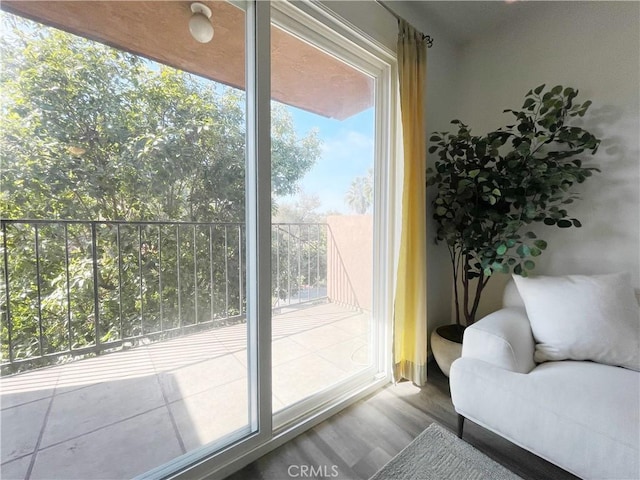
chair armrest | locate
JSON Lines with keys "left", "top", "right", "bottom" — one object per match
{"left": 461, "top": 307, "right": 536, "bottom": 373}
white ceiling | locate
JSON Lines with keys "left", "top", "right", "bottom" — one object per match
{"left": 398, "top": 1, "right": 545, "bottom": 45}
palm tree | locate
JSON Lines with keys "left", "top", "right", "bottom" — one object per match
{"left": 345, "top": 169, "right": 373, "bottom": 214}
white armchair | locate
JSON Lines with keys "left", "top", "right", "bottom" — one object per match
{"left": 450, "top": 280, "right": 640, "bottom": 480}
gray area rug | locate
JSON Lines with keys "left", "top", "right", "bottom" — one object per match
{"left": 370, "top": 423, "right": 523, "bottom": 480}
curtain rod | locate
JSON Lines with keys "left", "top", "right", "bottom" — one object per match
{"left": 377, "top": 1, "right": 434, "bottom": 48}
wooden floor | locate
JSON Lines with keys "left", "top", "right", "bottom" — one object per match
{"left": 228, "top": 361, "right": 579, "bottom": 480}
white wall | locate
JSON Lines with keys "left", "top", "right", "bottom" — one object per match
{"left": 454, "top": 1, "right": 640, "bottom": 316}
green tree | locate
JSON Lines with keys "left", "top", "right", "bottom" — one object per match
{"left": 273, "top": 192, "right": 323, "bottom": 224}
{"left": 345, "top": 169, "right": 373, "bottom": 214}
{"left": 0, "top": 16, "right": 320, "bottom": 222}
{"left": 0, "top": 14, "right": 321, "bottom": 369}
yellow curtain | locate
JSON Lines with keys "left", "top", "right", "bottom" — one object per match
{"left": 394, "top": 19, "right": 428, "bottom": 386}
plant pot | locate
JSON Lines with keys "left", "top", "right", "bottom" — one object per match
{"left": 431, "top": 324, "right": 465, "bottom": 378}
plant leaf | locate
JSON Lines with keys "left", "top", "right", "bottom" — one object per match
{"left": 557, "top": 219, "right": 572, "bottom": 228}
{"left": 516, "top": 244, "right": 531, "bottom": 257}
{"left": 533, "top": 239, "right": 548, "bottom": 250}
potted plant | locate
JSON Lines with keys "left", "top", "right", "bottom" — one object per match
{"left": 427, "top": 84, "right": 601, "bottom": 376}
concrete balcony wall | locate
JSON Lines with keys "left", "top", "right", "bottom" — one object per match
{"left": 326, "top": 215, "right": 373, "bottom": 311}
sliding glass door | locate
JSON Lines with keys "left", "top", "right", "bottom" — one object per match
{"left": 269, "top": 3, "right": 392, "bottom": 428}
{"left": 1, "top": 1, "right": 394, "bottom": 478}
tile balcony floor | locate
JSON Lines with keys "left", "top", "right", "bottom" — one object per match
{"left": 0, "top": 302, "right": 370, "bottom": 480}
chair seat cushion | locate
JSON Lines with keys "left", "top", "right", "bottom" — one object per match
{"left": 450, "top": 358, "right": 640, "bottom": 479}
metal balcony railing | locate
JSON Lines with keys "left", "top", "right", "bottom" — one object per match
{"left": 0, "top": 219, "right": 328, "bottom": 372}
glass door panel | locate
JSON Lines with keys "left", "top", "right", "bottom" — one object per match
{"left": 270, "top": 16, "right": 377, "bottom": 417}
{"left": 0, "top": 2, "right": 253, "bottom": 478}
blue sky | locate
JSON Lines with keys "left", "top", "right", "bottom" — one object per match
{"left": 282, "top": 105, "right": 375, "bottom": 214}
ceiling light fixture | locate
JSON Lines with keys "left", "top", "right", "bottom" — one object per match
{"left": 189, "top": 2, "right": 214, "bottom": 43}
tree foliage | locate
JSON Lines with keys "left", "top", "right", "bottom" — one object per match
{"left": 427, "top": 84, "right": 601, "bottom": 326}
{"left": 345, "top": 168, "right": 373, "bottom": 214}
{"left": 272, "top": 194, "right": 327, "bottom": 304}
{"left": 0, "top": 15, "right": 321, "bottom": 369}
{"left": 0, "top": 17, "right": 320, "bottom": 222}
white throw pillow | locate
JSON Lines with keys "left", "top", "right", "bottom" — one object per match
{"left": 513, "top": 272, "right": 640, "bottom": 371}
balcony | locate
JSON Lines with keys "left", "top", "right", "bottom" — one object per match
{"left": 0, "top": 219, "right": 370, "bottom": 479}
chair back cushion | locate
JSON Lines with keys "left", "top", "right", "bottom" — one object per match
{"left": 512, "top": 272, "right": 640, "bottom": 371}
